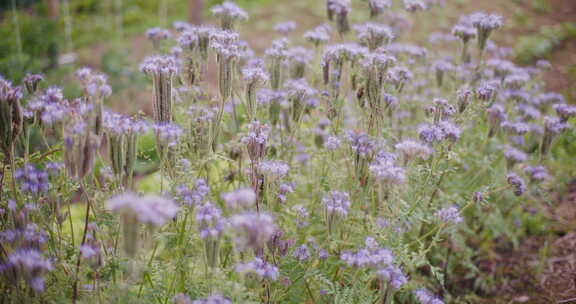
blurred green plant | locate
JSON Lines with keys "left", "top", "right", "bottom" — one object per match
{"left": 514, "top": 22, "right": 576, "bottom": 64}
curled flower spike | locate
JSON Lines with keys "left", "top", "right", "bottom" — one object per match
{"left": 287, "top": 47, "right": 314, "bottom": 79}
{"left": 326, "top": 0, "right": 351, "bottom": 36}
{"left": 242, "top": 66, "right": 269, "bottom": 119}
{"left": 368, "top": 0, "right": 391, "bottom": 19}
{"left": 0, "top": 77, "right": 23, "bottom": 157}
{"left": 140, "top": 55, "right": 179, "bottom": 122}
{"left": 211, "top": 1, "right": 248, "bottom": 30}
{"left": 146, "top": 27, "right": 171, "bottom": 49}
{"left": 354, "top": 23, "right": 394, "bottom": 50}
{"left": 23, "top": 73, "right": 44, "bottom": 94}
{"left": 304, "top": 24, "right": 331, "bottom": 47}
{"left": 469, "top": 12, "right": 503, "bottom": 53}
{"left": 395, "top": 140, "right": 433, "bottom": 162}
{"left": 196, "top": 202, "right": 226, "bottom": 267}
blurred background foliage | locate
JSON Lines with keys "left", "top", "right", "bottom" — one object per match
{"left": 0, "top": 0, "right": 271, "bottom": 81}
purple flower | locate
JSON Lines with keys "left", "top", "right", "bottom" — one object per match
{"left": 323, "top": 190, "right": 351, "bottom": 217}
{"left": 304, "top": 25, "right": 331, "bottom": 46}
{"left": 222, "top": 187, "right": 256, "bottom": 209}
{"left": 176, "top": 179, "right": 210, "bottom": 207}
{"left": 192, "top": 294, "right": 231, "bottom": 304}
{"left": 369, "top": 160, "right": 406, "bottom": 185}
{"left": 258, "top": 160, "right": 290, "bottom": 179}
{"left": 14, "top": 164, "right": 49, "bottom": 195}
{"left": 524, "top": 165, "right": 550, "bottom": 182}
{"left": 229, "top": 212, "right": 277, "bottom": 251}
{"left": 235, "top": 257, "right": 279, "bottom": 281}
{"left": 3, "top": 249, "right": 53, "bottom": 293}
{"left": 23, "top": 73, "right": 43, "bottom": 94}
{"left": 377, "top": 265, "right": 408, "bottom": 289}
{"left": 146, "top": 27, "right": 171, "bottom": 46}
{"left": 435, "top": 206, "right": 463, "bottom": 224}
{"left": 354, "top": 23, "right": 394, "bottom": 50}
{"left": 107, "top": 193, "right": 179, "bottom": 227}
{"left": 293, "top": 244, "right": 311, "bottom": 261}
{"left": 506, "top": 173, "right": 526, "bottom": 196}
{"left": 414, "top": 288, "right": 444, "bottom": 304}
{"left": 395, "top": 140, "right": 432, "bottom": 161}
{"left": 404, "top": 0, "right": 427, "bottom": 12}
{"left": 341, "top": 241, "right": 394, "bottom": 268}
{"left": 368, "top": 0, "right": 391, "bottom": 18}
{"left": 211, "top": 1, "right": 248, "bottom": 30}
{"left": 196, "top": 202, "right": 226, "bottom": 239}
{"left": 153, "top": 122, "right": 183, "bottom": 147}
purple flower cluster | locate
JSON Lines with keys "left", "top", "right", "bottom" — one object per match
{"left": 222, "top": 187, "right": 256, "bottom": 210}
{"left": 377, "top": 265, "right": 408, "bottom": 289}
{"left": 435, "top": 205, "right": 463, "bottom": 224}
{"left": 153, "top": 122, "right": 183, "bottom": 147}
{"left": 176, "top": 179, "right": 210, "bottom": 207}
{"left": 323, "top": 190, "right": 351, "bottom": 217}
{"left": 14, "top": 164, "right": 49, "bottom": 195}
{"left": 229, "top": 212, "right": 276, "bottom": 251}
{"left": 235, "top": 257, "right": 279, "bottom": 281}
{"left": 196, "top": 202, "right": 226, "bottom": 239}
{"left": 107, "top": 192, "right": 179, "bottom": 227}
{"left": 1, "top": 249, "right": 53, "bottom": 293}
{"left": 191, "top": 294, "right": 232, "bottom": 304}
{"left": 414, "top": 288, "right": 444, "bottom": 304}
{"left": 341, "top": 238, "right": 394, "bottom": 268}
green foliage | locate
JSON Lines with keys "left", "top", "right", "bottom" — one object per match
{"left": 514, "top": 23, "right": 576, "bottom": 63}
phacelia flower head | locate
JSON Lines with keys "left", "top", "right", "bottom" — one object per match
{"left": 414, "top": 288, "right": 444, "bottom": 304}
{"left": 196, "top": 202, "right": 226, "bottom": 239}
{"left": 304, "top": 24, "right": 331, "bottom": 46}
{"left": 146, "top": 27, "right": 171, "bottom": 49}
{"left": 395, "top": 140, "right": 432, "bottom": 161}
{"left": 354, "top": 22, "right": 394, "bottom": 50}
{"left": 377, "top": 265, "right": 408, "bottom": 289}
{"left": 211, "top": 1, "right": 248, "bottom": 30}
{"left": 14, "top": 164, "right": 49, "bottom": 195}
{"left": 107, "top": 192, "right": 179, "bottom": 227}
{"left": 229, "top": 212, "right": 277, "bottom": 251}
{"left": 3, "top": 249, "right": 53, "bottom": 293}
{"left": 435, "top": 205, "right": 463, "bottom": 224}
{"left": 23, "top": 73, "right": 44, "bottom": 94}
{"left": 469, "top": 12, "right": 503, "bottom": 52}
{"left": 235, "top": 257, "right": 279, "bottom": 281}
{"left": 403, "top": 0, "right": 427, "bottom": 12}
{"left": 368, "top": 0, "right": 392, "bottom": 18}
{"left": 323, "top": 190, "right": 352, "bottom": 217}
{"left": 176, "top": 179, "right": 210, "bottom": 207}
{"left": 506, "top": 173, "right": 526, "bottom": 196}
{"left": 222, "top": 187, "right": 256, "bottom": 210}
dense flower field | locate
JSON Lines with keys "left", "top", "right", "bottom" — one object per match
{"left": 0, "top": 0, "right": 574, "bottom": 303}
